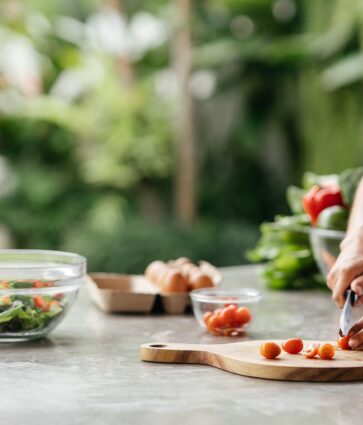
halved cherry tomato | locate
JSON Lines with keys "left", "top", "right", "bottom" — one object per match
{"left": 203, "top": 312, "right": 213, "bottom": 325}
{"left": 318, "top": 343, "right": 335, "bottom": 360}
{"left": 282, "top": 338, "right": 304, "bottom": 355}
{"left": 260, "top": 342, "right": 281, "bottom": 359}
{"left": 235, "top": 307, "right": 252, "bottom": 325}
{"left": 337, "top": 336, "right": 351, "bottom": 350}
{"left": 303, "top": 343, "right": 319, "bottom": 358}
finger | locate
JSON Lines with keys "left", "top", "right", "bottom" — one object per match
{"left": 332, "top": 260, "right": 363, "bottom": 306}
{"left": 349, "top": 329, "right": 363, "bottom": 349}
{"left": 354, "top": 296, "right": 363, "bottom": 308}
{"left": 326, "top": 267, "right": 337, "bottom": 291}
{"left": 351, "top": 275, "right": 363, "bottom": 298}
{"left": 348, "top": 317, "right": 363, "bottom": 336}
{"left": 332, "top": 280, "right": 346, "bottom": 307}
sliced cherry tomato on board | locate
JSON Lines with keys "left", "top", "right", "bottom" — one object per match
{"left": 302, "top": 343, "right": 319, "bottom": 358}
{"left": 318, "top": 343, "right": 335, "bottom": 360}
{"left": 260, "top": 342, "right": 281, "bottom": 359}
{"left": 337, "top": 336, "right": 352, "bottom": 350}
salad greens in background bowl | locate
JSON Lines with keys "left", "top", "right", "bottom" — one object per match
{"left": 0, "top": 250, "right": 86, "bottom": 342}
{"left": 249, "top": 167, "right": 363, "bottom": 290}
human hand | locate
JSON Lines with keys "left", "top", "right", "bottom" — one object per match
{"left": 327, "top": 230, "right": 363, "bottom": 307}
{"left": 348, "top": 317, "right": 363, "bottom": 349}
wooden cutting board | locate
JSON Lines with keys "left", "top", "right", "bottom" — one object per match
{"left": 140, "top": 340, "right": 363, "bottom": 382}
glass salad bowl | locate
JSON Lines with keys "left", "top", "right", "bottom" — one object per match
{"left": 190, "top": 288, "right": 262, "bottom": 336}
{"left": 309, "top": 228, "right": 345, "bottom": 277}
{"left": 0, "top": 250, "right": 86, "bottom": 342}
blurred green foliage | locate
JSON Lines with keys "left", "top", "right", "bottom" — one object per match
{"left": 0, "top": 0, "right": 363, "bottom": 273}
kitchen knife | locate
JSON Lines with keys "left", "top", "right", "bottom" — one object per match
{"left": 339, "top": 289, "right": 357, "bottom": 336}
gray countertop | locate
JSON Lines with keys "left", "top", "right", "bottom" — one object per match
{"left": 0, "top": 265, "right": 361, "bottom": 425}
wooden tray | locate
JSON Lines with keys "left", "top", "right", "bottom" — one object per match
{"left": 88, "top": 267, "right": 221, "bottom": 314}
{"left": 140, "top": 340, "right": 363, "bottom": 382}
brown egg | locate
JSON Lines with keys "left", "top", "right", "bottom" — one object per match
{"left": 174, "top": 257, "right": 192, "bottom": 267}
{"left": 181, "top": 263, "right": 199, "bottom": 278}
{"left": 162, "top": 269, "right": 188, "bottom": 293}
{"left": 145, "top": 261, "right": 166, "bottom": 282}
{"left": 154, "top": 264, "right": 170, "bottom": 287}
{"left": 188, "top": 272, "right": 214, "bottom": 290}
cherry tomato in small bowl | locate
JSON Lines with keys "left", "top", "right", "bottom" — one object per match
{"left": 191, "top": 288, "right": 262, "bottom": 336}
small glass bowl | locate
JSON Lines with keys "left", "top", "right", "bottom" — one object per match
{"left": 0, "top": 250, "right": 86, "bottom": 342}
{"left": 309, "top": 228, "right": 345, "bottom": 277}
{"left": 190, "top": 288, "right": 262, "bottom": 336}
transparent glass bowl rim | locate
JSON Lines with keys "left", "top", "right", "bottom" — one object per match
{"left": 190, "top": 287, "right": 263, "bottom": 304}
{"left": 0, "top": 249, "right": 86, "bottom": 293}
{"left": 270, "top": 223, "right": 346, "bottom": 240}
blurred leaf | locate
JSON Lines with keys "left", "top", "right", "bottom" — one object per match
{"left": 321, "top": 53, "right": 363, "bottom": 90}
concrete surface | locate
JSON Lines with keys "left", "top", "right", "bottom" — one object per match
{"left": 0, "top": 265, "right": 361, "bottom": 425}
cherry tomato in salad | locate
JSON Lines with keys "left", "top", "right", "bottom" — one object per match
{"left": 34, "top": 295, "right": 46, "bottom": 309}
{"left": 337, "top": 336, "right": 351, "bottom": 350}
{"left": 260, "top": 342, "right": 281, "bottom": 359}
{"left": 33, "top": 295, "right": 50, "bottom": 311}
{"left": 318, "top": 343, "right": 335, "bottom": 360}
{"left": 0, "top": 296, "right": 11, "bottom": 305}
{"left": 282, "top": 338, "right": 304, "bottom": 355}
{"left": 302, "top": 343, "right": 319, "bottom": 358}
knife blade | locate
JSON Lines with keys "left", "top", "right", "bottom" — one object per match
{"left": 339, "top": 289, "right": 357, "bottom": 336}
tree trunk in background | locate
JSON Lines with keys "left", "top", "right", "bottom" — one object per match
{"left": 172, "top": 0, "right": 196, "bottom": 228}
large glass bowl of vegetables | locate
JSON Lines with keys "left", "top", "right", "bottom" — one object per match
{"left": 0, "top": 250, "right": 86, "bottom": 342}
{"left": 309, "top": 228, "right": 345, "bottom": 278}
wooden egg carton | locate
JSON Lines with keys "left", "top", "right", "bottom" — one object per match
{"left": 87, "top": 261, "right": 222, "bottom": 315}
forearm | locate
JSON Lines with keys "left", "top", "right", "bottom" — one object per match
{"left": 343, "top": 178, "right": 363, "bottom": 245}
